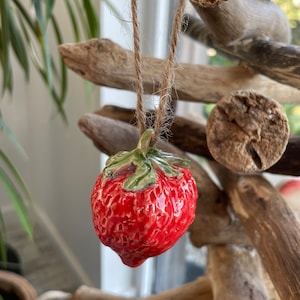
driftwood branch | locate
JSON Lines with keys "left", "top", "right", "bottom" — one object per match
{"left": 211, "top": 164, "right": 300, "bottom": 300}
{"left": 190, "top": 0, "right": 225, "bottom": 8}
{"left": 183, "top": 12, "right": 300, "bottom": 90}
{"left": 72, "top": 276, "right": 213, "bottom": 300}
{"left": 226, "top": 39, "right": 300, "bottom": 90}
{"left": 95, "top": 105, "right": 211, "bottom": 159}
{"left": 0, "top": 270, "right": 37, "bottom": 300}
{"left": 58, "top": 39, "right": 300, "bottom": 104}
{"left": 72, "top": 286, "right": 129, "bottom": 300}
{"left": 206, "top": 89, "right": 290, "bottom": 173}
{"left": 78, "top": 113, "right": 250, "bottom": 247}
{"left": 208, "top": 245, "right": 269, "bottom": 300}
{"left": 190, "top": 0, "right": 290, "bottom": 45}
{"left": 96, "top": 105, "right": 300, "bottom": 176}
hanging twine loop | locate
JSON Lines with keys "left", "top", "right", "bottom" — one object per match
{"left": 131, "top": 0, "right": 146, "bottom": 135}
{"left": 131, "top": 0, "right": 185, "bottom": 146}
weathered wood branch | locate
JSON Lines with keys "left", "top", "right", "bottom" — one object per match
{"left": 0, "top": 270, "right": 37, "bottom": 300}
{"left": 206, "top": 90, "right": 290, "bottom": 173}
{"left": 190, "top": 0, "right": 225, "bottom": 8}
{"left": 71, "top": 287, "right": 129, "bottom": 300}
{"left": 95, "top": 105, "right": 211, "bottom": 158}
{"left": 58, "top": 39, "right": 300, "bottom": 104}
{"left": 226, "top": 39, "right": 300, "bottom": 90}
{"left": 211, "top": 164, "right": 300, "bottom": 300}
{"left": 78, "top": 113, "right": 250, "bottom": 247}
{"left": 183, "top": 13, "right": 300, "bottom": 90}
{"left": 190, "top": 0, "right": 290, "bottom": 45}
{"left": 208, "top": 245, "right": 269, "bottom": 300}
{"left": 182, "top": 14, "right": 236, "bottom": 60}
{"left": 72, "top": 276, "right": 213, "bottom": 300}
{"left": 96, "top": 105, "right": 300, "bottom": 176}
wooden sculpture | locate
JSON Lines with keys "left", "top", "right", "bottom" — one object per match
{"left": 58, "top": 0, "right": 300, "bottom": 299}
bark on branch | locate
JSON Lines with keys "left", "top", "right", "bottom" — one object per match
{"left": 96, "top": 105, "right": 300, "bottom": 176}
{"left": 190, "top": 0, "right": 290, "bottom": 45}
{"left": 183, "top": 13, "right": 300, "bottom": 90}
{"left": 208, "top": 245, "right": 269, "bottom": 300}
{"left": 72, "top": 276, "right": 213, "bottom": 300}
{"left": 58, "top": 39, "right": 300, "bottom": 104}
{"left": 205, "top": 90, "right": 290, "bottom": 173}
{"left": 211, "top": 164, "right": 300, "bottom": 300}
{"left": 0, "top": 271, "right": 37, "bottom": 300}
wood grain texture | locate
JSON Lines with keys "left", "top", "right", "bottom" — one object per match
{"left": 212, "top": 164, "right": 300, "bottom": 300}
{"left": 208, "top": 245, "right": 269, "bottom": 300}
{"left": 226, "top": 39, "right": 300, "bottom": 89}
{"left": 72, "top": 276, "right": 213, "bottom": 300}
{"left": 96, "top": 105, "right": 300, "bottom": 176}
{"left": 191, "top": 0, "right": 290, "bottom": 45}
{"left": 190, "top": 0, "right": 225, "bottom": 8}
{"left": 0, "top": 271, "right": 37, "bottom": 300}
{"left": 58, "top": 39, "right": 300, "bottom": 104}
{"left": 183, "top": 14, "right": 300, "bottom": 90}
{"left": 206, "top": 90, "right": 290, "bottom": 173}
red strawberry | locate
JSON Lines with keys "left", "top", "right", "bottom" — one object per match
{"left": 91, "top": 129, "right": 198, "bottom": 267}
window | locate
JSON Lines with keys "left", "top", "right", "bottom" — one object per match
{"left": 100, "top": 1, "right": 207, "bottom": 296}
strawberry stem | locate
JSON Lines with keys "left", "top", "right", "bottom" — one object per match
{"left": 102, "top": 129, "right": 191, "bottom": 191}
{"left": 137, "top": 128, "right": 153, "bottom": 155}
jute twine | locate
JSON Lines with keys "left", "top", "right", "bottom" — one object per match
{"left": 131, "top": 0, "right": 185, "bottom": 146}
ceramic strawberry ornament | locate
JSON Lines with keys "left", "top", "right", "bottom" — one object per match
{"left": 91, "top": 129, "right": 197, "bottom": 267}
{"left": 90, "top": 0, "right": 197, "bottom": 267}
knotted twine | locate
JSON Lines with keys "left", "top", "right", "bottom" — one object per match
{"left": 131, "top": 0, "right": 186, "bottom": 146}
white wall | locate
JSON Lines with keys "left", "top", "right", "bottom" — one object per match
{"left": 0, "top": 2, "right": 101, "bottom": 286}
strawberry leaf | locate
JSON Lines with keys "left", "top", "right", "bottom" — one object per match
{"left": 102, "top": 129, "right": 191, "bottom": 192}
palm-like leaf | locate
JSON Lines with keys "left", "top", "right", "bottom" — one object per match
{"left": 0, "top": 167, "right": 33, "bottom": 239}
{"left": 0, "top": 0, "right": 122, "bottom": 258}
{"left": 1, "top": 0, "right": 103, "bottom": 121}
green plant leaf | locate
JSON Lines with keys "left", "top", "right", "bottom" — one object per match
{"left": 65, "top": 0, "right": 80, "bottom": 42}
{"left": 0, "top": 116, "right": 27, "bottom": 158}
{"left": 0, "top": 0, "right": 11, "bottom": 95}
{"left": 15, "top": 0, "right": 67, "bottom": 121}
{"left": 7, "top": 6, "right": 30, "bottom": 80}
{"left": 2, "top": 0, "right": 123, "bottom": 123}
{"left": 74, "top": 0, "right": 89, "bottom": 38}
{"left": 0, "top": 149, "right": 32, "bottom": 203}
{"left": 0, "top": 211, "right": 7, "bottom": 263}
{"left": 12, "top": 0, "right": 35, "bottom": 32}
{"left": 45, "top": 0, "right": 56, "bottom": 24}
{"left": 33, "top": 0, "right": 53, "bottom": 91}
{"left": 16, "top": 8, "right": 60, "bottom": 82}
{"left": 82, "top": 0, "right": 99, "bottom": 38}
{"left": 30, "top": 52, "right": 67, "bottom": 122}
{"left": 0, "top": 167, "right": 33, "bottom": 239}
{"left": 51, "top": 15, "right": 67, "bottom": 103}
{"left": 0, "top": 55, "right": 13, "bottom": 95}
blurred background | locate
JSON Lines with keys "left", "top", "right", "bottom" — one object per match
{"left": 0, "top": 0, "right": 299, "bottom": 297}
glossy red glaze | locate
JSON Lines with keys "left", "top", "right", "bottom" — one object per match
{"left": 91, "top": 167, "right": 198, "bottom": 267}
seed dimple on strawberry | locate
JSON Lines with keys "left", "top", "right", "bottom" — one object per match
{"left": 90, "top": 129, "right": 198, "bottom": 267}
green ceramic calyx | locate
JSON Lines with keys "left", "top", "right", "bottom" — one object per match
{"left": 102, "top": 129, "right": 191, "bottom": 191}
